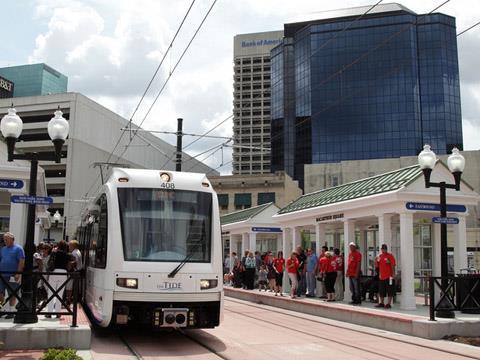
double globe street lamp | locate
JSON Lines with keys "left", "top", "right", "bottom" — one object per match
{"left": 1, "top": 107, "right": 69, "bottom": 323}
{"left": 417, "top": 144, "right": 466, "bottom": 318}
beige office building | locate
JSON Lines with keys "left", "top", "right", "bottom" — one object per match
{"left": 233, "top": 30, "right": 283, "bottom": 175}
{"left": 208, "top": 171, "right": 302, "bottom": 215}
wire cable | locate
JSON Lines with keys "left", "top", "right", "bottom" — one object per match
{"left": 457, "top": 20, "right": 480, "bottom": 36}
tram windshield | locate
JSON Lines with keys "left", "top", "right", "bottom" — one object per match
{"left": 118, "top": 188, "right": 212, "bottom": 262}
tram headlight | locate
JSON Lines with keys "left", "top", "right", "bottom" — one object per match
{"left": 160, "top": 172, "right": 171, "bottom": 182}
{"left": 116, "top": 278, "right": 138, "bottom": 289}
{"left": 200, "top": 279, "right": 218, "bottom": 290}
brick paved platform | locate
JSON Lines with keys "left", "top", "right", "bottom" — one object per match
{"left": 0, "top": 305, "right": 91, "bottom": 350}
{"left": 225, "top": 287, "right": 480, "bottom": 339}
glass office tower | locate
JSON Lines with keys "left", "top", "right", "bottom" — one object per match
{"left": 0, "top": 64, "right": 67, "bottom": 97}
{"left": 271, "top": 4, "right": 463, "bottom": 187}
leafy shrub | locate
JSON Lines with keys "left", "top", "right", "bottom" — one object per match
{"left": 40, "top": 348, "right": 82, "bottom": 360}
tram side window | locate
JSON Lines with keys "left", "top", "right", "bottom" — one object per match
{"left": 90, "top": 194, "right": 108, "bottom": 269}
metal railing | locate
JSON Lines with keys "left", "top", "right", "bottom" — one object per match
{"left": 0, "top": 270, "right": 81, "bottom": 327}
{"left": 428, "top": 275, "right": 480, "bottom": 321}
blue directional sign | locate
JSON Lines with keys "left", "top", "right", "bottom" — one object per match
{"left": 11, "top": 195, "right": 53, "bottom": 205}
{"left": 432, "top": 217, "right": 459, "bottom": 225}
{"left": 0, "top": 179, "right": 24, "bottom": 189}
{"left": 406, "top": 202, "right": 467, "bottom": 213}
{"left": 251, "top": 227, "right": 282, "bottom": 233}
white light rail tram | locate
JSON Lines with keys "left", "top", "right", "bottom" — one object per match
{"left": 78, "top": 168, "right": 223, "bottom": 329}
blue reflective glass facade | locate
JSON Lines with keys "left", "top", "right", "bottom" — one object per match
{"left": 271, "top": 9, "right": 462, "bottom": 187}
{"left": 0, "top": 64, "right": 68, "bottom": 97}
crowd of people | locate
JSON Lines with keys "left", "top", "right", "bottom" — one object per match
{"left": 0, "top": 231, "right": 82, "bottom": 320}
{"left": 224, "top": 241, "right": 397, "bottom": 309}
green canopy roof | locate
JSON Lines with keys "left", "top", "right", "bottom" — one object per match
{"left": 278, "top": 165, "right": 423, "bottom": 215}
{"left": 221, "top": 202, "right": 273, "bottom": 225}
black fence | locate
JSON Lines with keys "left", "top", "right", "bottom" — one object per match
{"left": 428, "top": 275, "right": 480, "bottom": 321}
{"left": 0, "top": 270, "right": 81, "bottom": 327}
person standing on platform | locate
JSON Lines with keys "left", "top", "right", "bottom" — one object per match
{"left": 295, "top": 246, "right": 307, "bottom": 297}
{"left": 305, "top": 248, "right": 318, "bottom": 297}
{"left": 324, "top": 252, "right": 338, "bottom": 302}
{"left": 287, "top": 252, "right": 299, "bottom": 299}
{"left": 333, "top": 248, "right": 344, "bottom": 301}
{"left": 375, "top": 244, "right": 396, "bottom": 309}
{"left": 347, "top": 242, "right": 362, "bottom": 305}
{"left": 244, "top": 252, "right": 256, "bottom": 290}
{"left": 273, "top": 251, "right": 285, "bottom": 296}
{"left": 46, "top": 240, "right": 73, "bottom": 318}
{"left": 0, "top": 232, "right": 25, "bottom": 319}
{"left": 241, "top": 250, "right": 248, "bottom": 289}
{"left": 318, "top": 246, "right": 328, "bottom": 298}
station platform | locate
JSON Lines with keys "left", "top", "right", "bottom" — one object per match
{"left": 225, "top": 287, "right": 480, "bottom": 340}
{"left": 0, "top": 305, "right": 91, "bottom": 350}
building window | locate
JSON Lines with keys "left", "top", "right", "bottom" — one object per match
{"left": 218, "top": 194, "right": 229, "bottom": 210}
{"left": 234, "top": 193, "right": 251, "bottom": 210}
{"left": 257, "top": 192, "right": 275, "bottom": 205}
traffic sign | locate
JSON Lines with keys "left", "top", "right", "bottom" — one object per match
{"left": 432, "top": 217, "right": 459, "bottom": 225}
{"left": 251, "top": 227, "right": 282, "bottom": 233}
{"left": 0, "top": 179, "right": 24, "bottom": 189}
{"left": 405, "top": 202, "right": 466, "bottom": 213}
{"left": 11, "top": 195, "right": 53, "bottom": 205}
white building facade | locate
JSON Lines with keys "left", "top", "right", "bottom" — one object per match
{"left": 233, "top": 31, "right": 283, "bottom": 175}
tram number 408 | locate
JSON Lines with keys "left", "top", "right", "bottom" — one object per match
{"left": 160, "top": 182, "right": 175, "bottom": 189}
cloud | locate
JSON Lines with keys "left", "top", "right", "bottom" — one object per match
{"left": 27, "top": 0, "right": 480, "bottom": 173}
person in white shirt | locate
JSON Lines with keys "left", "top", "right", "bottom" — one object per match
{"left": 65, "top": 240, "right": 82, "bottom": 304}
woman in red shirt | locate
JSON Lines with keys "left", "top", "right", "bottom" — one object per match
{"left": 273, "top": 251, "right": 285, "bottom": 296}
{"left": 324, "top": 252, "right": 337, "bottom": 301}
{"left": 286, "top": 252, "right": 299, "bottom": 299}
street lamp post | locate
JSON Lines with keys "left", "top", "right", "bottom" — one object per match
{"left": 417, "top": 144, "right": 465, "bottom": 319}
{"left": 1, "top": 107, "right": 69, "bottom": 324}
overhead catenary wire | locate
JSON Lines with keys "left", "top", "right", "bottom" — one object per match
{"left": 457, "top": 20, "right": 480, "bottom": 36}
{"left": 82, "top": 0, "right": 218, "bottom": 205}
{"left": 81, "top": 0, "right": 198, "bottom": 200}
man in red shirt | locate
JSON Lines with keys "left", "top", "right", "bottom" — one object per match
{"left": 375, "top": 244, "right": 396, "bottom": 309}
{"left": 346, "top": 242, "right": 362, "bottom": 305}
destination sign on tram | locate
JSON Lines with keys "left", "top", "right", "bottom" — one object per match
{"left": 405, "top": 202, "right": 466, "bottom": 213}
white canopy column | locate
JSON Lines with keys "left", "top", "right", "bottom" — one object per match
{"left": 343, "top": 219, "right": 355, "bottom": 301}
{"left": 453, "top": 215, "right": 468, "bottom": 273}
{"left": 241, "top": 232, "right": 248, "bottom": 255}
{"left": 400, "top": 212, "right": 416, "bottom": 310}
{"left": 249, "top": 231, "right": 257, "bottom": 253}
{"left": 315, "top": 223, "right": 325, "bottom": 256}
{"left": 378, "top": 214, "right": 392, "bottom": 249}
{"left": 293, "top": 226, "right": 301, "bottom": 251}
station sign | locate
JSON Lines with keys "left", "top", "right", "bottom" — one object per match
{"left": 405, "top": 202, "right": 466, "bottom": 213}
{"left": 0, "top": 179, "right": 24, "bottom": 189}
{"left": 11, "top": 195, "right": 53, "bottom": 205}
{"left": 316, "top": 213, "right": 344, "bottom": 222}
{"left": 432, "top": 217, "right": 459, "bottom": 225}
{"left": 251, "top": 227, "right": 282, "bottom": 233}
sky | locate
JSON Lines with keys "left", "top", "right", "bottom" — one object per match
{"left": 1, "top": 0, "right": 479, "bottom": 174}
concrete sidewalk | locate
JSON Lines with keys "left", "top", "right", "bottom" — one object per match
{"left": 225, "top": 287, "right": 480, "bottom": 339}
{"left": 0, "top": 305, "right": 91, "bottom": 350}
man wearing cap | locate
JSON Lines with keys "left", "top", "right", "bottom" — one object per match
{"left": 346, "top": 242, "right": 362, "bottom": 305}
{"left": 375, "top": 244, "right": 396, "bottom": 309}
{"left": 0, "top": 232, "right": 25, "bottom": 319}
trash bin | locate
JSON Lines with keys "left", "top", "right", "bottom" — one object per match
{"left": 456, "top": 274, "right": 480, "bottom": 314}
